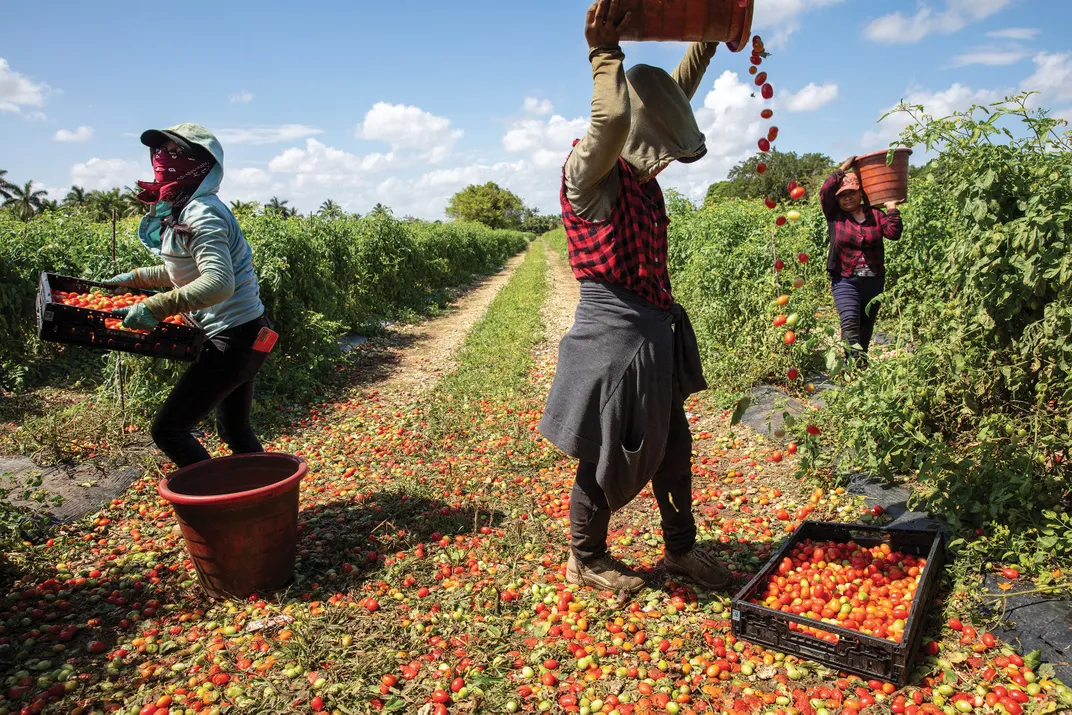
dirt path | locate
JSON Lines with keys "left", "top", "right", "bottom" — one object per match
{"left": 534, "top": 240, "right": 580, "bottom": 357}
{"left": 377, "top": 251, "right": 529, "bottom": 394}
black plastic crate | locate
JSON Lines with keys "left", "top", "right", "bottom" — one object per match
{"left": 36, "top": 272, "right": 205, "bottom": 362}
{"left": 731, "top": 521, "right": 945, "bottom": 686}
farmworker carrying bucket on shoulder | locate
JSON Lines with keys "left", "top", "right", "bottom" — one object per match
{"left": 539, "top": 0, "right": 732, "bottom": 594}
{"left": 820, "top": 157, "right": 904, "bottom": 368}
{"left": 104, "top": 123, "right": 276, "bottom": 468}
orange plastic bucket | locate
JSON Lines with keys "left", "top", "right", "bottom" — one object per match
{"left": 158, "top": 453, "right": 307, "bottom": 599}
{"left": 620, "top": 0, "right": 754, "bottom": 48}
{"left": 855, "top": 148, "right": 913, "bottom": 205}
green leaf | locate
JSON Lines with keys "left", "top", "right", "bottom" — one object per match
{"left": 386, "top": 697, "right": 407, "bottom": 711}
{"left": 1025, "top": 649, "right": 1042, "bottom": 670}
{"left": 731, "top": 395, "right": 751, "bottom": 426}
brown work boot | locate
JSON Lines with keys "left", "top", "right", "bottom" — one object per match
{"left": 566, "top": 553, "right": 646, "bottom": 593}
{"left": 664, "top": 546, "right": 733, "bottom": 591}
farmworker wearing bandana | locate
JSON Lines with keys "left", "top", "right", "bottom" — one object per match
{"left": 820, "top": 158, "right": 904, "bottom": 366}
{"left": 103, "top": 124, "right": 270, "bottom": 467}
{"left": 539, "top": 0, "right": 732, "bottom": 593}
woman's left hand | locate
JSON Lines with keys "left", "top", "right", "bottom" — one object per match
{"left": 884, "top": 200, "right": 903, "bottom": 211}
{"left": 114, "top": 302, "right": 161, "bottom": 331}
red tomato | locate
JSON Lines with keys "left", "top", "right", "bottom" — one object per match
{"left": 784, "top": 331, "right": 796, "bottom": 345}
{"left": 787, "top": 368, "right": 799, "bottom": 381}
{"left": 762, "top": 83, "right": 774, "bottom": 100}
{"left": 774, "top": 259, "right": 785, "bottom": 271}
{"left": 786, "top": 442, "right": 798, "bottom": 455}
{"left": 431, "top": 689, "right": 449, "bottom": 704}
{"left": 798, "top": 252, "right": 809, "bottom": 263}
{"left": 761, "top": 108, "right": 773, "bottom": 119}
{"left": 1002, "top": 567, "right": 1020, "bottom": 579}
{"left": 756, "top": 162, "right": 767, "bottom": 175}
{"left": 310, "top": 697, "right": 324, "bottom": 711}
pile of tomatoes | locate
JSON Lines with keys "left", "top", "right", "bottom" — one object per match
{"left": 53, "top": 289, "right": 184, "bottom": 333}
{"left": 752, "top": 538, "right": 925, "bottom": 645}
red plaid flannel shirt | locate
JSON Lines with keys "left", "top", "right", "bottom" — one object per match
{"left": 820, "top": 170, "right": 903, "bottom": 278}
{"left": 560, "top": 152, "right": 673, "bottom": 310}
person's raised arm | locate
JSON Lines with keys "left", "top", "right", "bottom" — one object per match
{"left": 880, "top": 201, "right": 904, "bottom": 240}
{"left": 564, "top": 0, "right": 633, "bottom": 200}
{"left": 819, "top": 170, "right": 844, "bottom": 221}
{"left": 672, "top": 42, "right": 718, "bottom": 100}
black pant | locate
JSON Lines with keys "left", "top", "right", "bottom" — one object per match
{"left": 151, "top": 315, "right": 271, "bottom": 468}
{"left": 570, "top": 400, "right": 697, "bottom": 562}
{"left": 831, "top": 275, "right": 884, "bottom": 362}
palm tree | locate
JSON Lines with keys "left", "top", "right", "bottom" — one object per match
{"left": 265, "top": 196, "right": 291, "bottom": 217}
{"left": 64, "top": 186, "right": 89, "bottom": 207}
{"left": 370, "top": 203, "right": 393, "bottom": 218}
{"left": 120, "top": 187, "right": 148, "bottom": 218}
{"left": 87, "top": 189, "right": 125, "bottom": 222}
{"left": 2, "top": 180, "right": 48, "bottom": 221}
{"left": 0, "top": 169, "right": 14, "bottom": 201}
{"left": 38, "top": 199, "right": 60, "bottom": 213}
{"left": 230, "top": 200, "right": 256, "bottom": 215}
{"left": 318, "top": 199, "right": 342, "bottom": 219}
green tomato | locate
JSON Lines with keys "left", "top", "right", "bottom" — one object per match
{"left": 786, "top": 313, "right": 800, "bottom": 328}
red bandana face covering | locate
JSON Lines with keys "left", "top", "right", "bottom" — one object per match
{"left": 136, "top": 146, "right": 212, "bottom": 207}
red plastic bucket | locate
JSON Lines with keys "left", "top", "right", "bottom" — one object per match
{"left": 158, "top": 453, "right": 307, "bottom": 600}
{"left": 620, "top": 0, "right": 754, "bottom": 48}
{"left": 855, "top": 148, "right": 913, "bottom": 205}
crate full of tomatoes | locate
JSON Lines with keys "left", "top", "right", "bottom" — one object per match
{"left": 731, "top": 521, "right": 945, "bottom": 686}
{"left": 36, "top": 272, "right": 206, "bottom": 362}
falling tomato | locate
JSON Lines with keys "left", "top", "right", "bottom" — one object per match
{"left": 791, "top": 186, "right": 806, "bottom": 201}
{"left": 774, "top": 259, "right": 784, "bottom": 271}
{"left": 761, "top": 108, "right": 774, "bottom": 119}
{"left": 798, "top": 252, "right": 809, "bottom": 263}
{"left": 787, "top": 368, "right": 799, "bottom": 381}
{"left": 756, "top": 162, "right": 767, "bottom": 174}
{"left": 762, "top": 83, "right": 774, "bottom": 100}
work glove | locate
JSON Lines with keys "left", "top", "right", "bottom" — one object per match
{"left": 114, "top": 302, "right": 161, "bottom": 331}
{"left": 101, "top": 272, "right": 138, "bottom": 288}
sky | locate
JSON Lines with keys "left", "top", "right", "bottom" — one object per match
{"left": 2, "top": 0, "right": 1071, "bottom": 219}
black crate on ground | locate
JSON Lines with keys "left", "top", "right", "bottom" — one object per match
{"left": 731, "top": 521, "right": 945, "bottom": 687}
{"left": 36, "top": 272, "right": 205, "bottom": 362}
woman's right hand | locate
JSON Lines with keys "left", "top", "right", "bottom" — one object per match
{"left": 101, "top": 272, "right": 138, "bottom": 288}
{"left": 586, "top": 0, "right": 632, "bottom": 48}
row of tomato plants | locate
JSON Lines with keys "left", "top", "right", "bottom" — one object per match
{"left": 0, "top": 210, "right": 530, "bottom": 408}
{"left": 666, "top": 98, "right": 1072, "bottom": 572}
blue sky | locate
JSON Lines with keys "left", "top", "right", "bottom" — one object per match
{"left": 2, "top": 0, "right": 1070, "bottom": 218}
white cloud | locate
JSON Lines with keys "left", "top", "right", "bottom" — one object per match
{"left": 782, "top": 82, "right": 839, "bottom": 112}
{"left": 986, "top": 28, "right": 1039, "bottom": 41}
{"left": 862, "top": 83, "right": 1006, "bottom": 147}
{"left": 229, "top": 91, "right": 254, "bottom": 104}
{"left": 752, "top": 0, "right": 846, "bottom": 46}
{"left": 502, "top": 114, "right": 588, "bottom": 169}
{"left": 953, "top": 45, "right": 1032, "bottom": 67}
{"left": 356, "top": 102, "right": 462, "bottom": 162}
{"left": 523, "top": 97, "right": 554, "bottom": 115}
{"left": 865, "top": 0, "right": 1012, "bottom": 44}
{"left": 54, "top": 126, "right": 94, "bottom": 143}
{"left": 0, "top": 57, "right": 50, "bottom": 114}
{"left": 70, "top": 158, "right": 140, "bottom": 191}
{"left": 267, "top": 138, "right": 396, "bottom": 185}
{"left": 1022, "top": 52, "right": 1072, "bottom": 103}
{"left": 215, "top": 124, "right": 323, "bottom": 145}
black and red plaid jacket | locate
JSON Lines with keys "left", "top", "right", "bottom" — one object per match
{"left": 560, "top": 152, "right": 673, "bottom": 310}
{"left": 820, "top": 170, "right": 903, "bottom": 278}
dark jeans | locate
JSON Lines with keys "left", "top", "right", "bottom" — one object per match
{"left": 570, "top": 399, "right": 697, "bottom": 562}
{"left": 831, "top": 275, "right": 884, "bottom": 362}
{"left": 151, "top": 314, "right": 271, "bottom": 468}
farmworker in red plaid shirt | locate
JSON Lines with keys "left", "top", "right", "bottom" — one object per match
{"left": 820, "top": 158, "right": 904, "bottom": 367}
{"left": 539, "top": 0, "right": 732, "bottom": 594}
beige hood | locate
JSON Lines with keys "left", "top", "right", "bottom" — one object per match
{"left": 621, "top": 64, "right": 708, "bottom": 182}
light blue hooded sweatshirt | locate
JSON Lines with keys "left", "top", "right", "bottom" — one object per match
{"left": 133, "top": 123, "right": 264, "bottom": 339}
